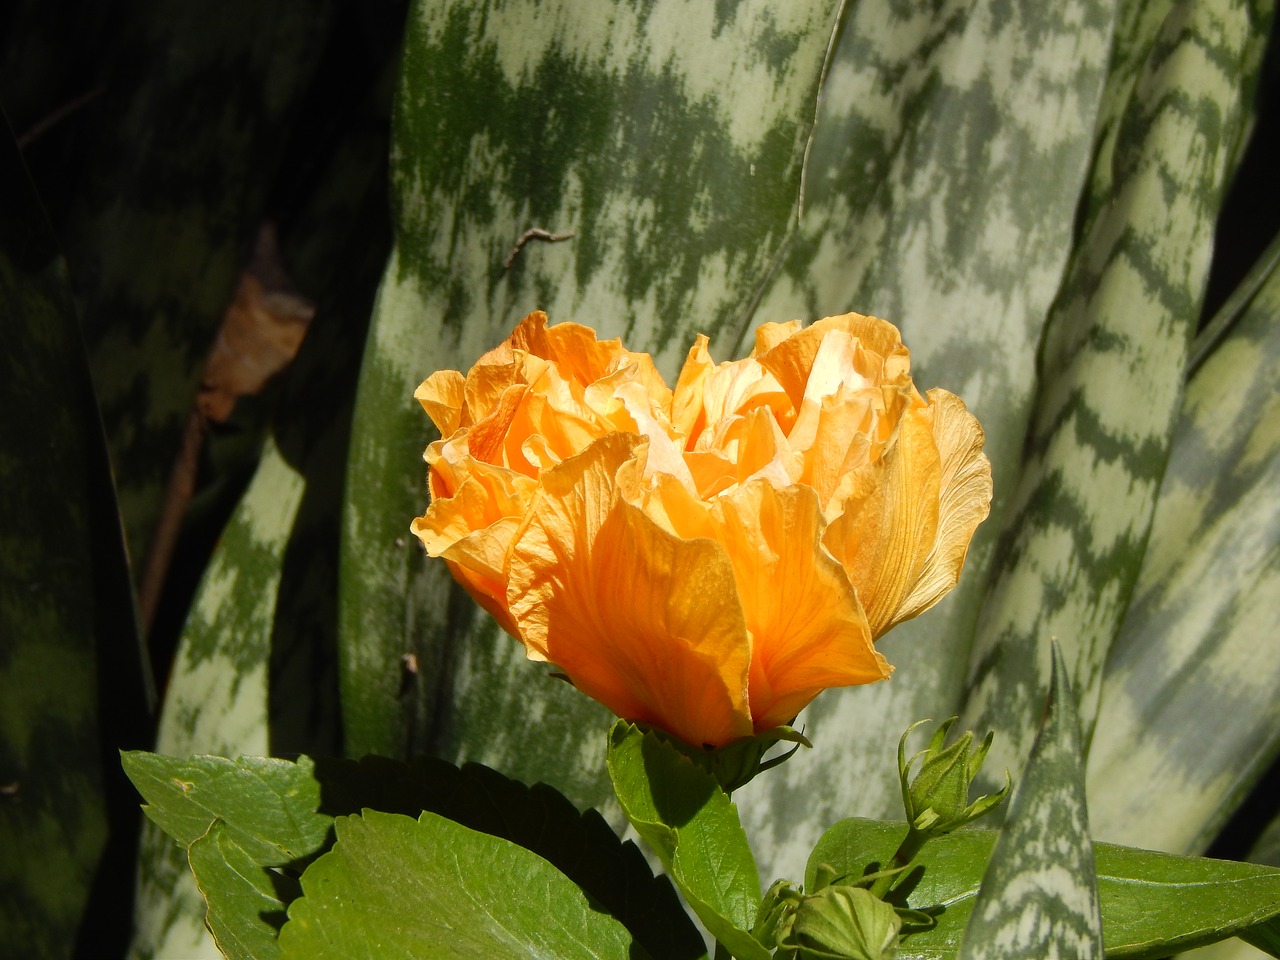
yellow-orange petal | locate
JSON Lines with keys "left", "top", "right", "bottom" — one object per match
{"left": 671, "top": 333, "right": 715, "bottom": 441}
{"left": 467, "top": 383, "right": 528, "bottom": 464}
{"left": 822, "top": 402, "right": 943, "bottom": 639}
{"left": 415, "top": 370, "right": 466, "bottom": 436}
{"left": 712, "top": 480, "right": 889, "bottom": 731}
{"left": 463, "top": 340, "right": 521, "bottom": 425}
{"left": 413, "top": 461, "right": 537, "bottom": 553}
{"left": 800, "top": 388, "right": 877, "bottom": 513}
{"left": 508, "top": 433, "right": 754, "bottom": 748}
{"left": 750, "top": 319, "right": 803, "bottom": 356}
{"left": 440, "top": 529, "right": 523, "bottom": 638}
{"left": 889, "top": 389, "right": 992, "bottom": 626}
{"left": 733, "top": 405, "right": 801, "bottom": 490}
{"left": 758, "top": 312, "right": 908, "bottom": 413}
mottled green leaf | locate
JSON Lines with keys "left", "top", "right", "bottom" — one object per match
{"left": 60, "top": 1, "right": 337, "bottom": 570}
{"left": 0, "top": 116, "right": 143, "bottom": 960}
{"left": 188, "top": 822, "right": 291, "bottom": 960}
{"left": 339, "top": 0, "right": 845, "bottom": 809}
{"left": 279, "top": 810, "right": 650, "bottom": 960}
{"left": 957, "top": 645, "right": 1102, "bottom": 959}
{"left": 1087, "top": 232, "right": 1280, "bottom": 853}
{"left": 961, "top": 0, "right": 1274, "bottom": 781}
{"left": 606, "top": 723, "right": 766, "bottom": 960}
{"left": 130, "top": 438, "right": 305, "bottom": 960}
{"left": 730, "top": 0, "right": 1119, "bottom": 875}
{"left": 808, "top": 820, "right": 1280, "bottom": 959}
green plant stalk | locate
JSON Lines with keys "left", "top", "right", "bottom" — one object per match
{"left": 868, "top": 825, "right": 931, "bottom": 901}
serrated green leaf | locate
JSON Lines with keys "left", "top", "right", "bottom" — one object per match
{"left": 957, "top": 645, "right": 1101, "bottom": 959}
{"left": 338, "top": 0, "right": 845, "bottom": 809}
{"left": 0, "top": 116, "right": 143, "bottom": 960}
{"left": 961, "top": 0, "right": 1275, "bottom": 785}
{"left": 122, "top": 753, "right": 331, "bottom": 863}
{"left": 607, "top": 723, "right": 768, "bottom": 960}
{"left": 807, "top": 820, "right": 1280, "bottom": 959}
{"left": 278, "top": 810, "right": 650, "bottom": 960}
{"left": 124, "top": 750, "right": 705, "bottom": 960}
{"left": 1087, "top": 233, "right": 1280, "bottom": 853}
{"left": 188, "top": 821, "right": 293, "bottom": 960}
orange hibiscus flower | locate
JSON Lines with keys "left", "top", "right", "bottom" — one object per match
{"left": 412, "top": 311, "right": 991, "bottom": 749}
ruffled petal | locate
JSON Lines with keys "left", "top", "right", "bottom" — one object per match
{"left": 823, "top": 402, "right": 943, "bottom": 639}
{"left": 889, "top": 389, "right": 992, "bottom": 625}
{"left": 415, "top": 370, "right": 465, "bottom": 436}
{"left": 508, "top": 433, "right": 754, "bottom": 748}
{"left": 712, "top": 480, "right": 889, "bottom": 730}
{"left": 672, "top": 334, "right": 716, "bottom": 440}
{"left": 757, "top": 312, "right": 909, "bottom": 413}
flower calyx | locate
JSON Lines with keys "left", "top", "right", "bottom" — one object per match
{"left": 652, "top": 723, "right": 812, "bottom": 793}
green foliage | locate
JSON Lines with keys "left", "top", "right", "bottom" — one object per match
{"left": 122, "top": 750, "right": 704, "bottom": 960}
{"left": 957, "top": 646, "right": 1101, "bottom": 959}
{"left": 607, "top": 722, "right": 768, "bottom": 960}
{"left": 808, "top": 821, "right": 1280, "bottom": 959}
{"left": 0, "top": 118, "right": 144, "bottom": 960}
{"left": 278, "top": 810, "right": 648, "bottom": 960}
{"left": 187, "top": 822, "right": 293, "bottom": 960}
{"left": 4, "top": 0, "right": 1280, "bottom": 954}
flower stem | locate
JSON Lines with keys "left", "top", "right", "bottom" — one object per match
{"left": 868, "top": 826, "right": 928, "bottom": 900}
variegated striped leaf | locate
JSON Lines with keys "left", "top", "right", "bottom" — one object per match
{"left": 126, "top": 60, "right": 395, "bottom": 955}
{"left": 63, "top": 2, "right": 337, "bottom": 570}
{"left": 0, "top": 124, "right": 142, "bottom": 960}
{"left": 130, "top": 438, "right": 304, "bottom": 960}
{"left": 340, "top": 0, "right": 845, "bottom": 811}
{"left": 1086, "top": 233, "right": 1280, "bottom": 854}
{"left": 960, "top": 0, "right": 1273, "bottom": 780}
{"left": 957, "top": 644, "right": 1102, "bottom": 960}
{"left": 735, "top": 0, "right": 1116, "bottom": 877}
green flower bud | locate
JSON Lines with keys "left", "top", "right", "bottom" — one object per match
{"left": 898, "top": 718, "right": 1009, "bottom": 837}
{"left": 754, "top": 878, "right": 803, "bottom": 947}
{"left": 780, "top": 885, "right": 902, "bottom": 960}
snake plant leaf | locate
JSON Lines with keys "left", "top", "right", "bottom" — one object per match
{"left": 961, "top": 0, "right": 1274, "bottom": 779}
{"left": 127, "top": 43, "right": 399, "bottom": 951}
{"left": 340, "top": 0, "right": 847, "bottom": 805}
{"left": 0, "top": 117, "right": 142, "bottom": 960}
{"left": 57, "top": 1, "right": 337, "bottom": 572}
{"left": 130, "top": 438, "right": 305, "bottom": 960}
{"left": 808, "top": 819, "right": 1280, "bottom": 959}
{"left": 957, "top": 644, "right": 1102, "bottom": 960}
{"left": 279, "top": 810, "right": 653, "bottom": 960}
{"left": 733, "top": 0, "right": 1118, "bottom": 873}
{"left": 733, "top": 0, "right": 1124, "bottom": 886}
{"left": 1086, "top": 232, "right": 1280, "bottom": 854}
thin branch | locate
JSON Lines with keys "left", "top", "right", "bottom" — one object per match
{"left": 17, "top": 86, "right": 105, "bottom": 149}
{"left": 503, "top": 227, "right": 575, "bottom": 269}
